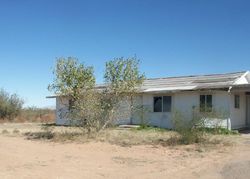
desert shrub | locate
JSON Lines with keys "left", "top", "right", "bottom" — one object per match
{"left": 171, "top": 110, "right": 204, "bottom": 144}
{"left": 171, "top": 108, "right": 230, "bottom": 144}
{"left": 0, "top": 89, "right": 24, "bottom": 120}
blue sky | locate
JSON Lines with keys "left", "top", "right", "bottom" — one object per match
{"left": 0, "top": 0, "right": 249, "bottom": 108}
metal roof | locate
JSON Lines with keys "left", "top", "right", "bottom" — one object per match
{"left": 140, "top": 71, "right": 249, "bottom": 93}
{"left": 47, "top": 71, "right": 250, "bottom": 98}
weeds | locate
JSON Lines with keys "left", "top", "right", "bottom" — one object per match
{"left": 1, "top": 129, "right": 9, "bottom": 134}
{"left": 135, "top": 125, "right": 169, "bottom": 132}
{"left": 25, "top": 131, "right": 54, "bottom": 140}
{"left": 200, "top": 128, "right": 239, "bottom": 135}
{"left": 6, "top": 123, "right": 236, "bottom": 148}
{"left": 13, "top": 129, "right": 20, "bottom": 134}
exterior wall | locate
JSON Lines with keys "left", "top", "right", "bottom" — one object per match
{"left": 136, "top": 93, "right": 173, "bottom": 128}
{"left": 173, "top": 92, "right": 199, "bottom": 121}
{"left": 230, "top": 92, "right": 247, "bottom": 129}
{"left": 56, "top": 97, "right": 71, "bottom": 125}
{"left": 114, "top": 98, "right": 132, "bottom": 125}
{"left": 55, "top": 96, "right": 143, "bottom": 126}
{"left": 55, "top": 91, "right": 245, "bottom": 129}
{"left": 247, "top": 95, "right": 250, "bottom": 126}
{"left": 131, "top": 91, "right": 230, "bottom": 129}
{"left": 208, "top": 91, "right": 231, "bottom": 129}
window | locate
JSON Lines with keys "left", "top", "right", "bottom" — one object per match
{"left": 68, "top": 99, "right": 75, "bottom": 111}
{"left": 154, "top": 97, "right": 162, "bottom": 112}
{"left": 200, "top": 95, "right": 212, "bottom": 112}
{"left": 154, "top": 96, "right": 172, "bottom": 112}
{"left": 163, "top": 96, "right": 172, "bottom": 112}
{"left": 235, "top": 95, "right": 240, "bottom": 109}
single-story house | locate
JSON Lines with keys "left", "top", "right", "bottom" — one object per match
{"left": 48, "top": 71, "right": 250, "bottom": 130}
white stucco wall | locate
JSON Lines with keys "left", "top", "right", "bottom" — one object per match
{"left": 230, "top": 92, "right": 247, "bottom": 129}
{"left": 55, "top": 96, "right": 143, "bottom": 126}
{"left": 114, "top": 98, "right": 132, "bottom": 125}
{"left": 173, "top": 92, "right": 199, "bottom": 120}
{"left": 131, "top": 94, "right": 172, "bottom": 128}
{"left": 141, "top": 92, "right": 195, "bottom": 128}
{"left": 132, "top": 91, "right": 230, "bottom": 129}
{"left": 56, "top": 97, "right": 71, "bottom": 125}
{"left": 247, "top": 95, "right": 250, "bottom": 126}
{"left": 55, "top": 90, "right": 246, "bottom": 129}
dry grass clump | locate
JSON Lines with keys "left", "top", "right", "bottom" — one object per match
{"left": 23, "top": 126, "right": 177, "bottom": 146}
{"left": 1, "top": 129, "right": 9, "bottom": 134}
{"left": 21, "top": 125, "right": 235, "bottom": 148}
{"left": 95, "top": 128, "right": 177, "bottom": 147}
{"left": 12, "top": 128, "right": 20, "bottom": 134}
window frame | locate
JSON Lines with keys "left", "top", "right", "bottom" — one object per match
{"left": 200, "top": 94, "right": 213, "bottom": 112}
{"left": 153, "top": 95, "right": 172, "bottom": 113}
{"left": 234, "top": 94, "right": 240, "bottom": 109}
{"left": 153, "top": 96, "right": 163, "bottom": 112}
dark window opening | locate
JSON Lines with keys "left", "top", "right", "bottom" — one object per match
{"left": 163, "top": 96, "right": 172, "bottom": 112}
{"left": 234, "top": 95, "right": 240, "bottom": 109}
{"left": 154, "top": 96, "right": 172, "bottom": 112}
{"left": 200, "top": 95, "right": 212, "bottom": 112}
{"left": 154, "top": 97, "right": 162, "bottom": 112}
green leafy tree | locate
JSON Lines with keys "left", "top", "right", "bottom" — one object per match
{"left": 103, "top": 57, "right": 145, "bottom": 127}
{"left": 104, "top": 57, "right": 145, "bottom": 95}
{"left": 48, "top": 57, "right": 100, "bottom": 133}
{"left": 49, "top": 56, "right": 145, "bottom": 133}
{"left": 48, "top": 57, "right": 95, "bottom": 101}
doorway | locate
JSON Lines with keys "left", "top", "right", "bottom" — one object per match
{"left": 247, "top": 95, "right": 250, "bottom": 126}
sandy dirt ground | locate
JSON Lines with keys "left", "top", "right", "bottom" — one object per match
{"left": 0, "top": 124, "right": 250, "bottom": 179}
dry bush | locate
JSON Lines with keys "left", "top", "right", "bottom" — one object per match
{"left": 0, "top": 89, "right": 24, "bottom": 121}
{"left": 171, "top": 108, "right": 231, "bottom": 145}
{"left": 16, "top": 107, "right": 55, "bottom": 123}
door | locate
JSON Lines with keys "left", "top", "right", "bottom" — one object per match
{"left": 247, "top": 96, "right": 250, "bottom": 126}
